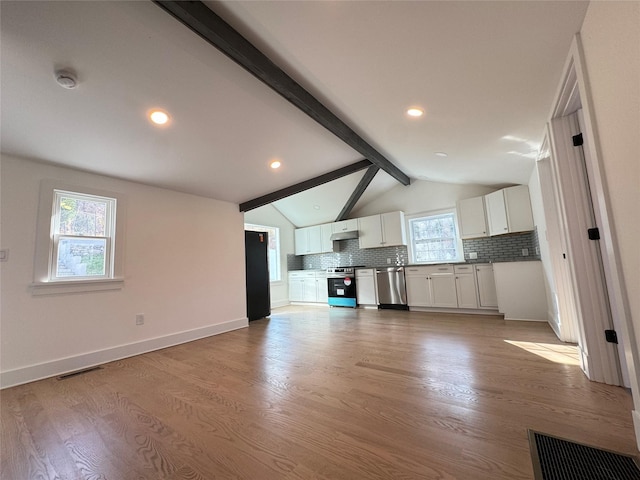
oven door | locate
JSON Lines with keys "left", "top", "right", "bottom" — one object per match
{"left": 327, "top": 276, "right": 357, "bottom": 307}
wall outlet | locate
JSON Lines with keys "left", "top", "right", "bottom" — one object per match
{"left": 468, "top": 252, "right": 478, "bottom": 260}
{"left": 135, "top": 314, "right": 144, "bottom": 325}
{"left": 522, "top": 248, "right": 529, "bottom": 256}
{"left": 387, "top": 258, "right": 391, "bottom": 264}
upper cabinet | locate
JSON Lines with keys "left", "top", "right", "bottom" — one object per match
{"left": 358, "top": 211, "right": 407, "bottom": 249}
{"left": 485, "top": 185, "right": 534, "bottom": 236}
{"left": 295, "top": 224, "right": 334, "bottom": 255}
{"left": 332, "top": 219, "right": 358, "bottom": 233}
{"left": 457, "top": 196, "right": 488, "bottom": 239}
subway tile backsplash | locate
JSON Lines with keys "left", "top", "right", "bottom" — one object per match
{"left": 289, "top": 230, "right": 540, "bottom": 271}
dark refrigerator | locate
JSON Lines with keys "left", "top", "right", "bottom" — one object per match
{"left": 244, "top": 231, "right": 271, "bottom": 321}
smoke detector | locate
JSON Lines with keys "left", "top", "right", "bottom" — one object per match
{"left": 55, "top": 70, "right": 78, "bottom": 89}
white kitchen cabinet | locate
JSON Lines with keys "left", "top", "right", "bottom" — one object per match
{"left": 295, "top": 225, "right": 332, "bottom": 255}
{"left": 485, "top": 185, "right": 534, "bottom": 236}
{"left": 358, "top": 211, "right": 406, "bottom": 249}
{"left": 474, "top": 264, "right": 498, "bottom": 308}
{"left": 289, "top": 271, "right": 327, "bottom": 303}
{"left": 320, "top": 223, "right": 334, "bottom": 253}
{"left": 457, "top": 196, "right": 488, "bottom": 239}
{"left": 454, "top": 264, "right": 478, "bottom": 308}
{"left": 355, "top": 268, "right": 377, "bottom": 306}
{"left": 332, "top": 219, "right": 358, "bottom": 233}
{"left": 405, "top": 265, "right": 457, "bottom": 308}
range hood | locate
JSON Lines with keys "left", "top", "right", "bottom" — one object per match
{"left": 330, "top": 230, "right": 359, "bottom": 241}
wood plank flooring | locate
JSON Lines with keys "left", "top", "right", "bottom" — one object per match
{"left": 1, "top": 306, "right": 636, "bottom": 479}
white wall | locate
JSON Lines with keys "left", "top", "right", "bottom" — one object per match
{"left": 244, "top": 204, "right": 295, "bottom": 308}
{"left": 580, "top": 1, "right": 640, "bottom": 351}
{"left": 351, "top": 179, "right": 496, "bottom": 217}
{"left": 1, "top": 155, "right": 247, "bottom": 387}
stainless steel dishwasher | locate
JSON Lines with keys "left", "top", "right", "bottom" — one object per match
{"left": 375, "top": 267, "right": 408, "bottom": 310}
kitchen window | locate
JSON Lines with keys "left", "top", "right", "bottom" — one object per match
{"left": 407, "top": 209, "right": 463, "bottom": 264}
{"left": 32, "top": 180, "right": 125, "bottom": 295}
{"left": 244, "top": 223, "right": 281, "bottom": 282}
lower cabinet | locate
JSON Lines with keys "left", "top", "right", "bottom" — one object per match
{"left": 355, "top": 268, "right": 377, "bottom": 305}
{"left": 475, "top": 264, "right": 498, "bottom": 308}
{"left": 289, "top": 271, "right": 327, "bottom": 303}
{"left": 454, "top": 264, "right": 478, "bottom": 309}
{"left": 405, "top": 265, "right": 457, "bottom": 308}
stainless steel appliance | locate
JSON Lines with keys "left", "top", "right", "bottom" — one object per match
{"left": 375, "top": 266, "right": 408, "bottom": 310}
{"left": 326, "top": 267, "right": 357, "bottom": 308}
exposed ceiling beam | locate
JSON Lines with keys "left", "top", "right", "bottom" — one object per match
{"left": 336, "top": 165, "right": 380, "bottom": 221}
{"left": 153, "top": 1, "right": 410, "bottom": 187}
{"left": 239, "top": 159, "right": 372, "bottom": 212}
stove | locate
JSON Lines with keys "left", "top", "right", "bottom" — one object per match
{"left": 326, "top": 267, "right": 360, "bottom": 308}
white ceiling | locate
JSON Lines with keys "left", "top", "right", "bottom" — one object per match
{"left": 1, "top": 1, "right": 588, "bottom": 227}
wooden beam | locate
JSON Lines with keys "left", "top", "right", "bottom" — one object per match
{"left": 239, "top": 160, "right": 371, "bottom": 212}
{"left": 153, "top": 1, "right": 410, "bottom": 186}
{"left": 336, "top": 165, "right": 379, "bottom": 221}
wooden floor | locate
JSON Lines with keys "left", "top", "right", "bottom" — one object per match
{"left": 1, "top": 306, "right": 636, "bottom": 480}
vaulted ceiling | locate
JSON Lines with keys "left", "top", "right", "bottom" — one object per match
{"left": 1, "top": 1, "right": 588, "bottom": 226}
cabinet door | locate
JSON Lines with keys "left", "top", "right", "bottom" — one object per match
{"left": 380, "top": 211, "right": 407, "bottom": 246}
{"left": 430, "top": 275, "right": 458, "bottom": 307}
{"left": 504, "top": 185, "right": 534, "bottom": 233}
{"left": 475, "top": 264, "right": 498, "bottom": 308}
{"left": 289, "top": 278, "right": 304, "bottom": 301}
{"left": 307, "top": 225, "right": 322, "bottom": 254}
{"left": 457, "top": 196, "right": 488, "bottom": 239}
{"left": 302, "top": 279, "right": 317, "bottom": 302}
{"left": 406, "top": 275, "right": 431, "bottom": 307}
{"left": 294, "top": 228, "right": 308, "bottom": 255}
{"left": 320, "top": 224, "right": 334, "bottom": 253}
{"left": 485, "top": 190, "right": 509, "bottom": 236}
{"left": 455, "top": 274, "right": 478, "bottom": 308}
{"left": 332, "top": 219, "right": 358, "bottom": 233}
{"left": 315, "top": 276, "right": 328, "bottom": 303}
{"left": 358, "top": 215, "right": 383, "bottom": 249}
{"left": 355, "top": 270, "right": 377, "bottom": 305}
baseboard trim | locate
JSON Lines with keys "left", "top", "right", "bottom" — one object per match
{"left": 633, "top": 410, "right": 640, "bottom": 451}
{"left": 0, "top": 317, "right": 248, "bottom": 389}
{"left": 271, "top": 299, "right": 290, "bottom": 308}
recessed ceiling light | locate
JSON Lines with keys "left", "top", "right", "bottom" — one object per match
{"left": 406, "top": 107, "right": 424, "bottom": 118}
{"left": 149, "top": 109, "right": 170, "bottom": 125}
{"left": 313, "top": 205, "right": 320, "bottom": 210}
{"left": 435, "top": 152, "right": 448, "bottom": 157}
{"left": 270, "top": 160, "right": 282, "bottom": 169}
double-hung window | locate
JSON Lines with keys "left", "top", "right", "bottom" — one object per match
{"left": 32, "top": 180, "right": 125, "bottom": 294}
{"left": 51, "top": 190, "right": 116, "bottom": 280}
{"left": 407, "top": 209, "right": 464, "bottom": 264}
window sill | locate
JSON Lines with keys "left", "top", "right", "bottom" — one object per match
{"left": 30, "top": 278, "right": 124, "bottom": 296}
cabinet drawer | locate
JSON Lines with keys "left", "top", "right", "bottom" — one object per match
{"left": 405, "top": 265, "right": 453, "bottom": 275}
{"left": 454, "top": 264, "right": 474, "bottom": 273}
{"left": 289, "top": 271, "right": 318, "bottom": 279}
{"left": 355, "top": 268, "right": 375, "bottom": 277}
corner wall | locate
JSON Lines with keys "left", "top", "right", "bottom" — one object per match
{"left": 0, "top": 156, "right": 247, "bottom": 388}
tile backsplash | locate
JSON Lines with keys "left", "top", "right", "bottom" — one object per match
{"left": 288, "top": 229, "right": 540, "bottom": 271}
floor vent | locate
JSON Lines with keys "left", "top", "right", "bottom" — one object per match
{"left": 529, "top": 430, "right": 640, "bottom": 480}
{"left": 57, "top": 366, "right": 103, "bottom": 380}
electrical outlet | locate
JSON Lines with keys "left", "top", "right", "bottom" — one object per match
{"left": 468, "top": 252, "right": 478, "bottom": 260}
{"left": 387, "top": 258, "right": 391, "bottom": 264}
{"left": 522, "top": 248, "right": 529, "bottom": 256}
{"left": 135, "top": 314, "right": 144, "bottom": 325}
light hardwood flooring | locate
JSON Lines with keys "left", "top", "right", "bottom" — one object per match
{"left": 1, "top": 306, "right": 636, "bottom": 479}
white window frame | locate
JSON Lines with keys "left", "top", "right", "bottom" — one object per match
{"left": 406, "top": 208, "right": 464, "bottom": 264}
{"left": 32, "top": 180, "right": 126, "bottom": 295}
{"left": 244, "top": 223, "right": 281, "bottom": 283}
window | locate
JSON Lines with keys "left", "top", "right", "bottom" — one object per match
{"left": 32, "top": 180, "right": 125, "bottom": 294}
{"left": 244, "top": 224, "right": 281, "bottom": 282}
{"left": 407, "top": 209, "right": 463, "bottom": 264}
{"left": 51, "top": 190, "right": 116, "bottom": 280}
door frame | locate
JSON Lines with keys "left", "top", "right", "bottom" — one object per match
{"left": 548, "top": 33, "right": 640, "bottom": 448}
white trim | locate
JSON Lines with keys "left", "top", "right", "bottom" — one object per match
{"left": 408, "top": 307, "right": 500, "bottom": 316}
{"left": 0, "top": 317, "right": 248, "bottom": 389}
{"left": 271, "top": 299, "right": 290, "bottom": 308}
{"left": 405, "top": 208, "right": 464, "bottom": 264}
{"left": 30, "top": 277, "right": 125, "bottom": 295}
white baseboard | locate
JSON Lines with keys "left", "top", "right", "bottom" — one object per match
{"left": 0, "top": 317, "right": 248, "bottom": 389}
{"left": 271, "top": 299, "right": 290, "bottom": 308}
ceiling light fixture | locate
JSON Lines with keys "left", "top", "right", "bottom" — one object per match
{"left": 55, "top": 69, "right": 78, "bottom": 89}
{"left": 270, "top": 160, "right": 282, "bottom": 169}
{"left": 435, "top": 152, "right": 448, "bottom": 158}
{"left": 313, "top": 205, "right": 320, "bottom": 210}
{"left": 406, "top": 107, "right": 424, "bottom": 118}
{"left": 149, "top": 110, "right": 170, "bottom": 125}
